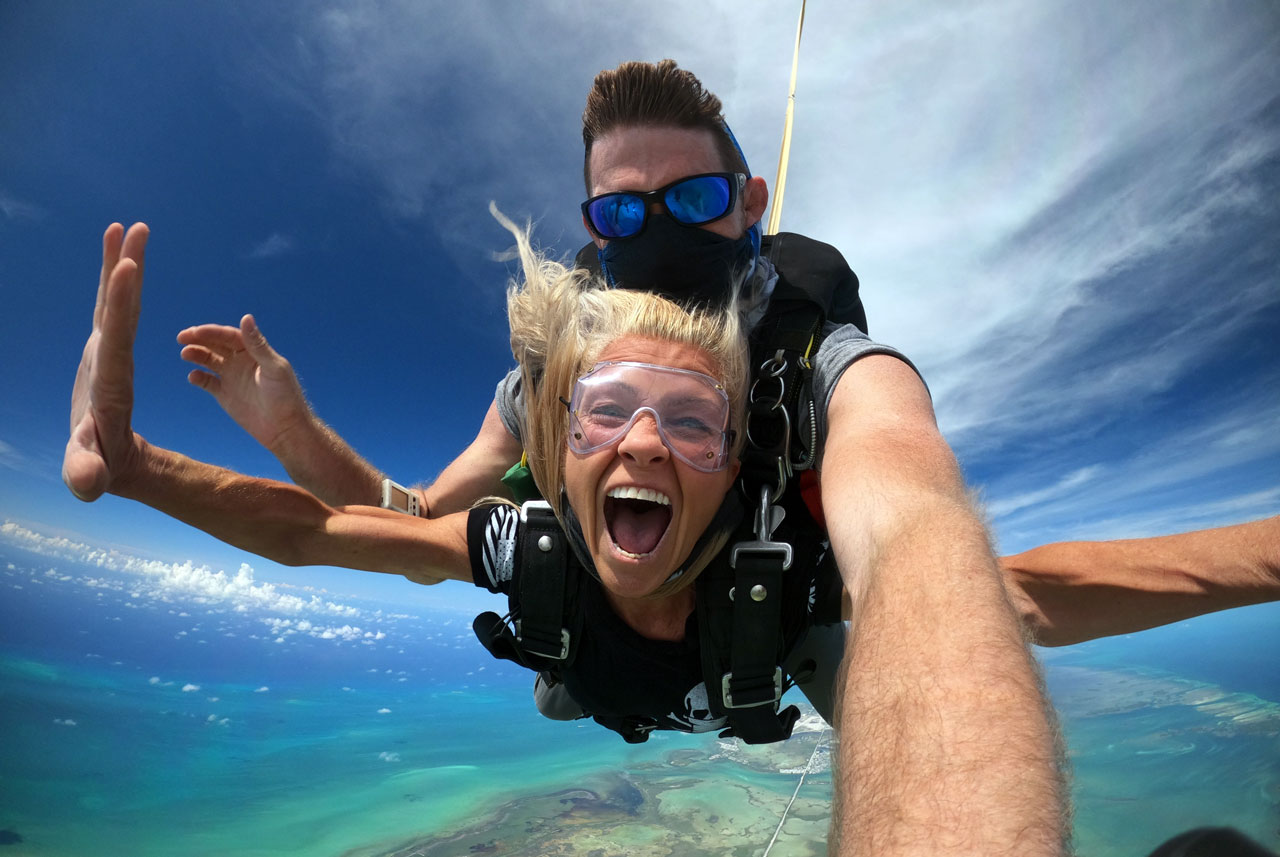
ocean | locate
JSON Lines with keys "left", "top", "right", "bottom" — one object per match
{"left": 2, "top": 541, "right": 1277, "bottom": 856}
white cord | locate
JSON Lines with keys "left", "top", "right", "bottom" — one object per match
{"left": 762, "top": 725, "right": 829, "bottom": 856}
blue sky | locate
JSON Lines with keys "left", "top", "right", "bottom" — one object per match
{"left": 1, "top": 1, "right": 1277, "bottom": 616}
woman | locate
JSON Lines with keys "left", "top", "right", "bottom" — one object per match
{"left": 65, "top": 220, "right": 873, "bottom": 741}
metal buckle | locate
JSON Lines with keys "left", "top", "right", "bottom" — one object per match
{"left": 519, "top": 499, "right": 555, "bottom": 523}
{"left": 721, "top": 667, "right": 783, "bottom": 709}
{"left": 514, "top": 621, "right": 571, "bottom": 660}
{"left": 729, "top": 539, "right": 793, "bottom": 571}
{"left": 729, "top": 486, "right": 793, "bottom": 570}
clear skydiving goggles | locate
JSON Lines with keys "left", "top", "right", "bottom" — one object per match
{"left": 566, "top": 361, "right": 734, "bottom": 472}
{"left": 581, "top": 172, "right": 747, "bottom": 240}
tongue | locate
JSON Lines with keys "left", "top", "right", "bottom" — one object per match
{"left": 608, "top": 499, "right": 671, "bottom": 555}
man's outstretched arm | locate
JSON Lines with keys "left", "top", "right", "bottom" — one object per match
{"left": 821, "top": 355, "right": 1067, "bottom": 856}
{"left": 177, "top": 309, "right": 521, "bottom": 515}
{"left": 1003, "top": 515, "right": 1280, "bottom": 646}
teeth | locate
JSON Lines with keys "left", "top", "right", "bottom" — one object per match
{"left": 616, "top": 547, "right": 650, "bottom": 559}
{"left": 607, "top": 486, "right": 671, "bottom": 505}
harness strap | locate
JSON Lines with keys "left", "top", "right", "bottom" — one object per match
{"left": 515, "top": 501, "right": 574, "bottom": 661}
{"left": 717, "top": 281, "right": 827, "bottom": 744}
{"left": 698, "top": 524, "right": 801, "bottom": 745}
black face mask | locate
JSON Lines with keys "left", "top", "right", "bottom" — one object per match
{"left": 598, "top": 213, "right": 757, "bottom": 308}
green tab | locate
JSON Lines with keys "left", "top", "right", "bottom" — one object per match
{"left": 501, "top": 458, "right": 542, "bottom": 505}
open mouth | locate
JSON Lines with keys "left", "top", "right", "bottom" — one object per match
{"left": 604, "top": 486, "right": 673, "bottom": 558}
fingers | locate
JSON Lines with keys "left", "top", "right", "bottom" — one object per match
{"left": 240, "top": 314, "right": 286, "bottom": 369}
{"left": 180, "top": 343, "right": 231, "bottom": 372}
{"left": 95, "top": 223, "right": 148, "bottom": 330}
{"left": 176, "top": 323, "right": 244, "bottom": 350}
{"left": 93, "top": 257, "right": 143, "bottom": 414}
{"left": 186, "top": 368, "right": 222, "bottom": 395}
{"left": 95, "top": 223, "right": 125, "bottom": 329}
{"left": 174, "top": 317, "right": 285, "bottom": 375}
{"left": 121, "top": 222, "right": 149, "bottom": 286}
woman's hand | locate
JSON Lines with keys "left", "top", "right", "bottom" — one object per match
{"left": 63, "top": 222, "right": 150, "bottom": 502}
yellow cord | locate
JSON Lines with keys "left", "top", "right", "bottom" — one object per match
{"left": 765, "top": 0, "right": 807, "bottom": 236}
{"left": 801, "top": 331, "right": 816, "bottom": 369}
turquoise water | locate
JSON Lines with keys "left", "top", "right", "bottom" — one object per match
{"left": 2, "top": 543, "right": 1277, "bottom": 855}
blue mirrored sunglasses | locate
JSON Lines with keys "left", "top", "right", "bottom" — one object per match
{"left": 581, "top": 172, "right": 746, "bottom": 240}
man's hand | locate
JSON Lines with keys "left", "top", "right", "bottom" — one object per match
{"left": 63, "top": 223, "right": 150, "bottom": 502}
{"left": 177, "top": 313, "right": 388, "bottom": 508}
{"left": 177, "top": 314, "right": 310, "bottom": 454}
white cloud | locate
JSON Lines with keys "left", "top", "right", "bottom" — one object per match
{"left": 254, "top": 686, "right": 270, "bottom": 693}
{"left": 260, "top": 616, "right": 370, "bottom": 642}
{"left": 182, "top": 684, "right": 201, "bottom": 692}
{"left": 376, "top": 707, "right": 391, "bottom": 714}
{"left": 247, "top": 232, "right": 295, "bottom": 259}
{"left": 0, "top": 521, "right": 365, "bottom": 618}
{"left": 378, "top": 751, "right": 400, "bottom": 762}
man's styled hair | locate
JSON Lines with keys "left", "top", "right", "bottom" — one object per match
{"left": 581, "top": 59, "right": 748, "bottom": 192}
{"left": 493, "top": 205, "right": 748, "bottom": 597}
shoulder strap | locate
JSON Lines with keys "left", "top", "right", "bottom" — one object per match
{"left": 514, "top": 501, "right": 577, "bottom": 662}
{"left": 763, "top": 232, "right": 867, "bottom": 333}
{"left": 472, "top": 501, "right": 580, "bottom": 672}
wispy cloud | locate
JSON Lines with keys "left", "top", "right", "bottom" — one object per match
{"left": 985, "top": 466, "right": 1107, "bottom": 520}
{"left": 247, "top": 232, "right": 296, "bottom": 259}
{"left": 0, "top": 190, "right": 45, "bottom": 221}
{"left": 983, "top": 383, "right": 1280, "bottom": 551}
{"left": 0, "top": 438, "right": 32, "bottom": 473}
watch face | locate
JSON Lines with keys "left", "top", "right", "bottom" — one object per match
{"left": 389, "top": 484, "right": 411, "bottom": 510}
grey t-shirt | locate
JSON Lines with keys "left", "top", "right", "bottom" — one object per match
{"left": 495, "top": 321, "right": 922, "bottom": 471}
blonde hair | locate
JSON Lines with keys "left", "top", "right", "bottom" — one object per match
{"left": 492, "top": 204, "right": 748, "bottom": 595}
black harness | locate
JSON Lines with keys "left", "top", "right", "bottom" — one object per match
{"left": 473, "top": 232, "right": 862, "bottom": 744}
